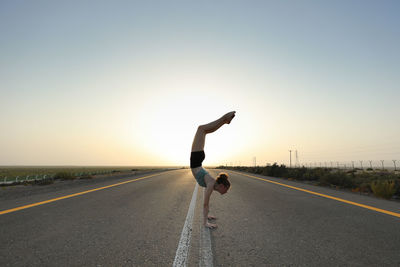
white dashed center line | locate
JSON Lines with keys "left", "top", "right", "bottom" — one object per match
{"left": 173, "top": 183, "right": 199, "bottom": 267}
{"left": 200, "top": 223, "right": 213, "bottom": 266}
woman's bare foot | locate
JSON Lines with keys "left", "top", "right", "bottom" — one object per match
{"left": 224, "top": 111, "right": 236, "bottom": 124}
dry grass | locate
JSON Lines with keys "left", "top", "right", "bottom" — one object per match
{"left": 0, "top": 166, "right": 153, "bottom": 183}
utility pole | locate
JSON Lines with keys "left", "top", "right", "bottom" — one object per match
{"left": 289, "top": 150, "right": 292, "bottom": 168}
{"left": 380, "top": 160, "right": 384, "bottom": 170}
{"left": 393, "top": 160, "right": 397, "bottom": 171}
{"left": 369, "top": 160, "right": 373, "bottom": 169}
{"left": 352, "top": 161, "right": 355, "bottom": 170}
{"left": 360, "top": 160, "right": 363, "bottom": 170}
{"left": 295, "top": 150, "right": 298, "bottom": 167}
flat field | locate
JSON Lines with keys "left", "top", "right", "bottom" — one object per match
{"left": 0, "top": 166, "right": 161, "bottom": 182}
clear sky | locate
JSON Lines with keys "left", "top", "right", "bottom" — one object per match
{"left": 1, "top": 0, "right": 399, "bottom": 167}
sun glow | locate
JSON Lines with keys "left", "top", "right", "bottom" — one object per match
{"left": 131, "top": 79, "right": 242, "bottom": 166}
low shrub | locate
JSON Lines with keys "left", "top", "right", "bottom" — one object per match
{"left": 34, "top": 178, "right": 54, "bottom": 185}
{"left": 319, "top": 172, "right": 354, "bottom": 189}
{"left": 79, "top": 174, "right": 93, "bottom": 179}
{"left": 359, "top": 182, "right": 371, "bottom": 193}
{"left": 287, "top": 167, "right": 307, "bottom": 180}
{"left": 371, "top": 180, "right": 396, "bottom": 199}
{"left": 266, "top": 163, "right": 288, "bottom": 177}
{"left": 394, "top": 180, "right": 400, "bottom": 196}
{"left": 54, "top": 172, "right": 75, "bottom": 180}
{"left": 303, "top": 168, "right": 329, "bottom": 181}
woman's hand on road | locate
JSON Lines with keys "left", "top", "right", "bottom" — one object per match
{"left": 205, "top": 222, "right": 218, "bottom": 229}
{"left": 207, "top": 215, "right": 217, "bottom": 220}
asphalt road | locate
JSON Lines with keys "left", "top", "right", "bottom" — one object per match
{"left": 1, "top": 169, "right": 400, "bottom": 266}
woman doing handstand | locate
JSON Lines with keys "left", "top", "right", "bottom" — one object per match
{"left": 190, "top": 111, "right": 236, "bottom": 229}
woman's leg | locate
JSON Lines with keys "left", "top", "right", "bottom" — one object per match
{"left": 191, "top": 111, "right": 235, "bottom": 152}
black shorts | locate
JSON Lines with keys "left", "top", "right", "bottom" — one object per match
{"left": 190, "top": 151, "right": 205, "bottom": 168}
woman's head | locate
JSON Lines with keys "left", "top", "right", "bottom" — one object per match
{"left": 215, "top": 172, "right": 230, "bottom": 194}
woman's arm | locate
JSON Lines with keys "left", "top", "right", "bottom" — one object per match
{"left": 203, "top": 186, "right": 217, "bottom": 228}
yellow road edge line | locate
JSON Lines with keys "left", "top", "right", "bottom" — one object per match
{"left": 229, "top": 170, "right": 400, "bottom": 219}
{"left": 0, "top": 172, "right": 162, "bottom": 216}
